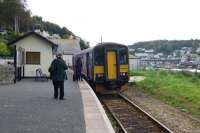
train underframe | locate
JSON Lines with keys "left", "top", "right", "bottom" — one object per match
{"left": 89, "top": 80, "right": 128, "bottom": 94}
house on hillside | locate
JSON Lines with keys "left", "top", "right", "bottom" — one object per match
{"left": 8, "top": 31, "right": 81, "bottom": 81}
{"left": 50, "top": 38, "right": 81, "bottom": 67}
{"left": 129, "top": 54, "right": 141, "bottom": 70}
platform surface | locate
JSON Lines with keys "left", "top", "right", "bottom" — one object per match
{"left": 0, "top": 75, "right": 114, "bottom": 133}
{"left": 78, "top": 80, "right": 115, "bottom": 133}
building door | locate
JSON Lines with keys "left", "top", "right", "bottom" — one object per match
{"left": 107, "top": 51, "right": 117, "bottom": 80}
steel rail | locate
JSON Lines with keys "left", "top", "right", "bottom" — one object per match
{"left": 118, "top": 93, "right": 173, "bottom": 133}
{"left": 99, "top": 93, "right": 174, "bottom": 133}
{"left": 101, "top": 97, "right": 127, "bottom": 133}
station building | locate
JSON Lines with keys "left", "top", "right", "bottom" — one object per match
{"left": 8, "top": 31, "right": 81, "bottom": 81}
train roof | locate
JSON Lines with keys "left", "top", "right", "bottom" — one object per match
{"left": 76, "top": 42, "right": 127, "bottom": 55}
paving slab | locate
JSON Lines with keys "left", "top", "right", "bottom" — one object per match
{"left": 78, "top": 80, "right": 115, "bottom": 133}
{"left": 0, "top": 71, "right": 115, "bottom": 133}
{"left": 0, "top": 78, "right": 86, "bottom": 133}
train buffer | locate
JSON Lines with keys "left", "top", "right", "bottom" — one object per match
{"left": 0, "top": 76, "right": 114, "bottom": 133}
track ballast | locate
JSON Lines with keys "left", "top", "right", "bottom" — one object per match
{"left": 99, "top": 93, "right": 173, "bottom": 133}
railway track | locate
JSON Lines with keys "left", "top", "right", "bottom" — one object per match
{"left": 99, "top": 93, "right": 173, "bottom": 133}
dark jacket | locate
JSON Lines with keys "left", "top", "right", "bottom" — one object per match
{"left": 49, "top": 58, "right": 68, "bottom": 81}
{"left": 76, "top": 58, "right": 82, "bottom": 73}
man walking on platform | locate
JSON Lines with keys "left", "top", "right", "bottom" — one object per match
{"left": 49, "top": 53, "right": 68, "bottom": 100}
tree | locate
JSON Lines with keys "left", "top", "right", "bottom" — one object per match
{"left": 0, "top": 0, "right": 31, "bottom": 32}
{"left": 0, "top": 41, "right": 11, "bottom": 56}
{"left": 61, "top": 34, "right": 70, "bottom": 39}
{"left": 79, "top": 39, "right": 89, "bottom": 50}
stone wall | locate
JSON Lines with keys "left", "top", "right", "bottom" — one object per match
{"left": 0, "top": 65, "right": 15, "bottom": 85}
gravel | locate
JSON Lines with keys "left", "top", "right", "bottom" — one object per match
{"left": 123, "top": 85, "right": 200, "bottom": 133}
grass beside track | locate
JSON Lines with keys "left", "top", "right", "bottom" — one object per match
{"left": 130, "top": 70, "right": 200, "bottom": 119}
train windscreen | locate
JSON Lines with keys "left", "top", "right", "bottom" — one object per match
{"left": 94, "top": 48, "right": 104, "bottom": 65}
{"left": 119, "top": 48, "right": 128, "bottom": 64}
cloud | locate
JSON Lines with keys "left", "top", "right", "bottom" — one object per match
{"left": 27, "top": 0, "right": 200, "bottom": 46}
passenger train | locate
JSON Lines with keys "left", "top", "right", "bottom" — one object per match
{"left": 73, "top": 42, "right": 129, "bottom": 93}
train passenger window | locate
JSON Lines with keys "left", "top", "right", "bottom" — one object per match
{"left": 119, "top": 48, "right": 127, "bottom": 64}
{"left": 94, "top": 48, "right": 104, "bottom": 65}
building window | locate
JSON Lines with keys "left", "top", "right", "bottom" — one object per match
{"left": 26, "top": 52, "right": 40, "bottom": 65}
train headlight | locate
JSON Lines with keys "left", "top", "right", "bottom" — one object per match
{"left": 96, "top": 73, "right": 104, "bottom": 80}
{"left": 120, "top": 72, "right": 128, "bottom": 80}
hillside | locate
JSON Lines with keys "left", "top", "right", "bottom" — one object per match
{"left": 129, "top": 40, "right": 200, "bottom": 55}
{"left": 0, "top": 0, "right": 73, "bottom": 39}
{"left": 0, "top": 0, "right": 89, "bottom": 56}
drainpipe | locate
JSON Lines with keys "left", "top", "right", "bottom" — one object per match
{"left": 14, "top": 46, "right": 17, "bottom": 83}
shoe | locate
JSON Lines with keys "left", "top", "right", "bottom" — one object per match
{"left": 54, "top": 97, "right": 58, "bottom": 99}
{"left": 59, "top": 98, "right": 65, "bottom": 100}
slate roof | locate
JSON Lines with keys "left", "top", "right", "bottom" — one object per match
{"left": 7, "top": 31, "right": 81, "bottom": 55}
{"left": 7, "top": 31, "right": 57, "bottom": 47}
{"left": 50, "top": 39, "right": 81, "bottom": 55}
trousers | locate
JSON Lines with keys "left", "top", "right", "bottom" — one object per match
{"left": 53, "top": 81, "right": 64, "bottom": 99}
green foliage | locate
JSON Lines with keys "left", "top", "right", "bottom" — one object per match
{"left": 0, "top": 1, "right": 75, "bottom": 37}
{"left": 79, "top": 39, "right": 89, "bottom": 50}
{"left": 2, "top": 31, "right": 21, "bottom": 42}
{"left": 129, "top": 40, "right": 200, "bottom": 55}
{"left": 32, "top": 16, "right": 74, "bottom": 38}
{"left": 129, "top": 70, "right": 145, "bottom": 76}
{"left": 0, "top": 1, "right": 88, "bottom": 55}
{"left": 0, "top": 0, "right": 32, "bottom": 32}
{"left": 0, "top": 41, "right": 11, "bottom": 56}
{"left": 61, "top": 34, "right": 70, "bottom": 39}
{"left": 131, "top": 70, "right": 200, "bottom": 119}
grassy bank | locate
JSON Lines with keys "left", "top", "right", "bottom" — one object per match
{"left": 130, "top": 70, "right": 200, "bottom": 119}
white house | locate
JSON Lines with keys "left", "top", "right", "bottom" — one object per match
{"left": 135, "top": 52, "right": 149, "bottom": 58}
{"left": 8, "top": 31, "right": 81, "bottom": 80}
{"left": 129, "top": 54, "right": 141, "bottom": 70}
{"left": 8, "top": 32, "right": 57, "bottom": 79}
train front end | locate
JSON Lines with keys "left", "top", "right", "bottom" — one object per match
{"left": 93, "top": 43, "right": 129, "bottom": 93}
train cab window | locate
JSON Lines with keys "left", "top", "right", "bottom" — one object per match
{"left": 119, "top": 48, "right": 128, "bottom": 64}
{"left": 94, "top": 48, "right": 104, "bottom": 65}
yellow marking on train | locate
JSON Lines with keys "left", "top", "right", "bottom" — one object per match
{"left": 94, "top": 66, "right": 104, "bottom": 79}
{"left": 107, "top": 51, "right": 117, "bottom": 80}
{"left": 120, "top": 64, "right": 128, "bottom": 72}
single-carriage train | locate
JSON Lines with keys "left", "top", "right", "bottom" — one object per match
{"left": 73, "top": 42, "right": 129, "bottom": 93}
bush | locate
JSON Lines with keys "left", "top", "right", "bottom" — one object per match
{"left": 0, "top": 41, "right": 11, "bottom": 57}
{"left": 129, "top": 70, "right": 146, "bottom": 76}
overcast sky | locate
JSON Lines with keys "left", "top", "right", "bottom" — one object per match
{"left": 27, "top": 0, "right": 200, "bottom": 46}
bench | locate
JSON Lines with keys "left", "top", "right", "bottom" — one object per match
{"left": 35, "top": 68, "right": 48, "bottom": 81}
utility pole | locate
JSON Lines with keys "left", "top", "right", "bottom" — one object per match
{"left": 14, "top": 16, "right": 19, "bottom": 33}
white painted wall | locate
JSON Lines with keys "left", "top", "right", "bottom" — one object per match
{"left": 129, "top": 58, "right": 141, "bottom": 70}
{"left": 53, "top": 54, "right": 73, "bottom": 67}
{"left": 0, "top": 59, "right": 14, "bottom": 65}
{"left": 63, "top": 55, "right": 73, "bottom": 67}
{"left": 15, "top": 34, "right": 54, "bottom": 77}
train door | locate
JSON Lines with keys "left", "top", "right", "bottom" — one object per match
{"left": 86, "top": 53, "right": 89, "bottom": 77}
{"left": 107, "top": 51, "right": 117, "bottom": 80}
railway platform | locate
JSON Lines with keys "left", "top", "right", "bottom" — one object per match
{"left": 0, "top": 75, "right": 114, "bottom": 133}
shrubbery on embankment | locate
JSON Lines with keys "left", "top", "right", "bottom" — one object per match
{"left": 130, "top": 70, "right": 200, "bottom": 119}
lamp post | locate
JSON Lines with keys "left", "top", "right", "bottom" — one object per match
{"left": 197, "top": 53, "right": 200, "bottom": 73}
